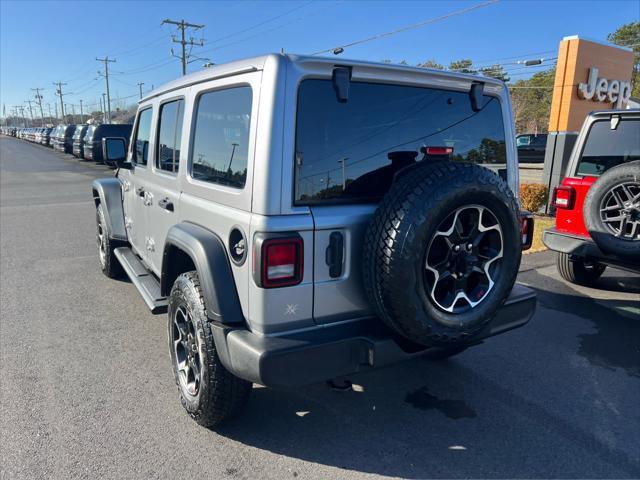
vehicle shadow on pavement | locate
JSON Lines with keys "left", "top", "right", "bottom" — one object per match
{"left": 211, "top": 269, "right": 640, "bottom": 479}
{"left": 214, "top": 354, "right": 639, "bottom": 479}
{"left": 521, "top": 270, "right": 640, "bottom": 379}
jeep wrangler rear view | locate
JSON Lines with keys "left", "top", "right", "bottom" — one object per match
{"left": 93, "top": 54, "right": 536, "bottom": 427}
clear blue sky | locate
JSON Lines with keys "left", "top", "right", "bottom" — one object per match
{"left": 1, "top": 0, "right": 637, "bottom": 117}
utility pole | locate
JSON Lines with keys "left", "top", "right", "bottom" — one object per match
{"left": 31, "top": 88, "right": 45, "bottom": 125}
{"left": 137, "top": 82, "right": 145, "bottom": 99}
{"left": 25, "top": 100, "right": 34, "bottom": 126}
{"left": 71, "top": 104, "right": 76, "bottom": 123}
{"left": 96, "top": 56, "right": 116, "bottom": 123}
{"left": 47, "top": 103, "right": 53, "bottom": 124}
{"left": 161, "top": 18, "right": 204, "bottom": 76}
{"left": 101, "top": 93, "right": 107, "bottom": 123}
{"left": 337, "top": 158, "right": 348, "bottom": 190}
{"left": 79, "top": 100, "right": 84, "bottom": 124}
{"left": 54, "top": 103, "right": 58, "bottom": 123}
{"left": 53, "top": 81, "right": 67, "bottom": 123}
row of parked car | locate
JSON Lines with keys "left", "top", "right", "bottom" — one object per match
{"left": 2, "top": 124, "right": 132, "bottom": 163}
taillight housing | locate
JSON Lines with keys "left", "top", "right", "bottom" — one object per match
{"left": 253, "top": 234, "right": 303, "bottom": 288}
{"left": 552, "top": 185, "right": 575, "bottom": 209}
{"left": 520, "top": 211, "right": 534, "bottom": 251}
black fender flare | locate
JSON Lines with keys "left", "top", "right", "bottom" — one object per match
{"left": 161, "top": 223, "right": 245, "bottom": 325}
{"left": 92, "top": 178, "right": 127, "bottom": 241}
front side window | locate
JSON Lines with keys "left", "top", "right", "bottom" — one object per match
{"left": 156, "top": 99, "right": 184, "bottom": 173}
{"left": 190, "top": 86, "right": 252, "bottom": 188}
{"left": 132, "top": 107, "right": 153, "bottom": 166}
{"left": 576, "top": 118, "right": 640, "bottom": 176}
{"left": 294, "top": 80, "right": 507, "bottom": 204}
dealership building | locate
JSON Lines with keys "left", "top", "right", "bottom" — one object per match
{"left": 541, "top": 35, "right": 635, "bottom": 208}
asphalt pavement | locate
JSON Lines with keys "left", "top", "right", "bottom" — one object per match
{"left": 1, "top": 136, "right": 639, "bottom": 480}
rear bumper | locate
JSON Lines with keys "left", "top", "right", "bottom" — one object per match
{"left": 543, "top": 228, "right": 640, "bottom": 270}
{"left": 212, "top": 283, "right": 536, "bottom": 388}
{"left": 543, "top": 228, "right": 603, "bottom": 257}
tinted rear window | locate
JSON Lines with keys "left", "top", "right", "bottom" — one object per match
{"left": 294, "top": 80, "right": 507, "bottom": 204}
{"left": 577, "top": 118, "right": 640, "bottom": 176}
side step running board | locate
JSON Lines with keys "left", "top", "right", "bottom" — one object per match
{"left": 114, "top": 247, "right": 168, "bottom": 314}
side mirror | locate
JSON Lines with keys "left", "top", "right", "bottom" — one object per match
{"left": 102, "top": 137, "right": 130, "bottom": 169}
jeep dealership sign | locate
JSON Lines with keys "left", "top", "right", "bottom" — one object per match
{"left": 577, "top": 67, "right": 632, "bottom": 108}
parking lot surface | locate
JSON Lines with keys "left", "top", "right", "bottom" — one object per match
{"left": 1, "top": 136, "right": 639, "bottom": 480}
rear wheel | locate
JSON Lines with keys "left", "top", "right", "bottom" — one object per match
{"left": 96, "top": 204, "right": 123, "bottom": 278}
{"left": 556, "top": 252, "right": 606, "bottom": 286}
{"left": 168, "top": 271, "right": 251, "bottom": 427}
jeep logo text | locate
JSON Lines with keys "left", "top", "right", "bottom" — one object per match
{"left": 577, "top": 67, "right": 631, "bottom": 109}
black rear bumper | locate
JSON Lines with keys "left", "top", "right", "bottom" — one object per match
{"left": 212, "top": 284, "right": 536, "bottom": 388}
{"left": 543, "top": 228, "right": 640, "bottom": 271}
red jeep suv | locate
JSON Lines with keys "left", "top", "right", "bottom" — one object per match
{"left": 543, "top": 109, "right": 639, "bottom": 285}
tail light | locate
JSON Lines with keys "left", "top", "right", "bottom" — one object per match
{"left": 520, "top": 212, "right": 534, "bottom": 251}
{"left": 253, "top": 234, "right": 303, "bottom": 288}
{"left": 552, "top": 186, "right": 575, "bottom": 209}
{"left": 422, "top": 146, "right": 454, "bottom": 156}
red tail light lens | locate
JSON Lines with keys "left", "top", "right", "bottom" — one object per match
{"left": 552, "top": 186, "right": 575, "bottom": 209}
{"left": 520, "top": 213, "right": 534, "bottom": 251}
{"left": 260, "top": 237, "right": 303, "bottom": 288}
{"left": 424, "top": 146, "right": 454, "bottom": 155}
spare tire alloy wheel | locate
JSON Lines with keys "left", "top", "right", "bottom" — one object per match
{"left": 425, "top": 205, "right": 503, "bottom": 313}
{"left": 599, "top": 182, "right": 640, "bottom": 240}
{"left": 584, "top": 160, "right": 640, "bottom": 259}
{"left": 363, "top": 161, "right": 521, "bottom": 347}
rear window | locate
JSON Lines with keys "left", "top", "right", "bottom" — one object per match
{"left": 576, "top": 118, "right": 640, "bottom": 176}
{"left": 294, "top": 80, "right": 507, "bottom": 204}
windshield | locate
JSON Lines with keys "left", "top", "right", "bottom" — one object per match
{"left": 576, "top": 118, "right": 640, "bottom": 176}
{"left": 294, "top": 79, "right": 507, "bottom": 204}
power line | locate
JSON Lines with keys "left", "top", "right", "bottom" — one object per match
{"left": 161, "top": 18, "right": 205, "bottom": 76}
{"left": 196, "top": 0, "right": 344, "bottom": 58}
{"left": 312, "top": 0, "right": 500, "bottom": 55}
{"left": 208, "top": 1, "right": 312, "bottom": 44}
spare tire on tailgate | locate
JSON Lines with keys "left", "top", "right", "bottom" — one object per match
{"left": 363, "top": 161, "right": 521, "bottom": 347}
{"left": 583, "top": 160, "right": 640, "bottom": 260}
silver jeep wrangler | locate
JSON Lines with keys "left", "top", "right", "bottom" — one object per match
{"left": 93, "top": 54, "right": 536, "bottom": 427}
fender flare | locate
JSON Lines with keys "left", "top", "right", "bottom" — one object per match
{"left": 161, "top": 223, "right": 245, "bottom": 325}
{"left": 92, "top": 178, "right": 127, "bottom": 241}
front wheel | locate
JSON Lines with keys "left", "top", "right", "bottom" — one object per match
{"left": 168, "top": 271, "right": 251, "bottom": 427}
{"left": 556, "top": 252, "right": 606, "bottom": 286}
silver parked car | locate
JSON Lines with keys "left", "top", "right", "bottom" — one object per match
{"left": 94, "top": 54, "right": 536, "bottom": 427}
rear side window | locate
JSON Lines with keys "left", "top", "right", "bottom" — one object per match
{"left": 294, "top": 80, "right": 507, "bottom": 205}
{"left": 190, "top": 86, "right": 252, "bottom": 189}
{"left": 156, "top": 99, "right": 184, "bottom": 173}
{"left": 132, "top": 108, "right": 153, "bottom": 166}
{"left": 577, "top": 118, "right": 640, "bottom": 176}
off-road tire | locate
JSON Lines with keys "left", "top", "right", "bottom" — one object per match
{"left": 556, "top": 252, "right": 606, "bottom": 286}
{"left": 363, "top": 161, "right": 521, "bottom": 347}
{"left": 168, "top": 272, "right": 251, "bottom": 428}
{"left": 584, "top": 160, "right": 640, "bottom": 260}
{"left": 96, "top": 203, "right": 123, "bottom": 278}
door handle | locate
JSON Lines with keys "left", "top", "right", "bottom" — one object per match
{"left": 158, "top": 197, "right": 174, "bottom": 212}
{"left": 325, "top": 231, "right": 344, "bottom": 278}
{"left": 136, "top": 186, "right": 145, "bottom": 197}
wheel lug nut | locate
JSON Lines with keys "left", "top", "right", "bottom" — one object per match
{"left": 454, "top": 245, "right": 460, "bottom": 252}
{"left": 467, "top": 243, "right": 473, "bottom": 250}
